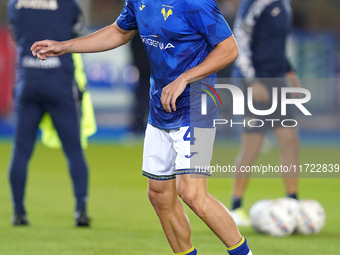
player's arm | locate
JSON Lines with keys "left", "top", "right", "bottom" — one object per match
{"left": 183, "top": 35, "right": 239, "bottom": 82}
{"left": 161, "top": 35, "right": 238, "bottom": 113}
{"left": 286, "top": 70, "right": 303, "bottom": 98}
{"left": 285, "top": 57, "right": 303, "bottom": 97}
{"left": 286, "top": 70, "right": 301, "bottom": 88}
{"left": 31, "top": 23, "right": 137, "bottom": 60}
{"left": 285, "top": 58, "right": 302, "bottom": 89}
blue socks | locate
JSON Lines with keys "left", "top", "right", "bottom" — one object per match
{"left": 233, "top": 193, "right": 297, "bottom": 211}
{"left": 232, "top": 196, "right": 242, "bottom": 210}
{"left": 227, "top": 237, "right": 252, "bottom": 255}
{"left": 287, "top": 193, "right": 298, "bottom": 200}
{"left": 174, "top": 239, "right": 252, "bottom": 255}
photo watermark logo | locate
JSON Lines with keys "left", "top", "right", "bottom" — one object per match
{"left": 200, "top": 84, "right": 312, "bottom": 128}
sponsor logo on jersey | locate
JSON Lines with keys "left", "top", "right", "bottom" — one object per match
{"left": 161, "top": 5, "right": 173, "bottom": 21}
{"left": 22, "top": 56, "right": 61, "bottom": 69}
{"left": 165, "top": 43, "right": 175, "bottom": 49}
{"left": 139, "top": 4, "right": 145, "bottom": 10}
{"left": 15, "top": 0, "right": 59, "bottom": 10}
{"left": 141, "top": 35, "right": 175, "bottom": 50}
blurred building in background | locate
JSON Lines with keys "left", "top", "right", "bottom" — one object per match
{"left": 0, "top": 0, "right": 339, "bottom": 142}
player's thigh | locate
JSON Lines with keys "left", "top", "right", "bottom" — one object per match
{"left": 148, "top": 178, "right": 177, "bottom": 200}
{"left": 274, "top": 127, "right": 299, "bottom": 150}
{"left": 148, "top": 178, "right": 178, "bottom": 211}
{"left": 142, "top": 124, "right": 177, "bottom": 179}
{"left": 240, "top": 132, "right": 264, "bottom": 155}
{"left": 271, "top": 83, "right": 298, "bottom": 151}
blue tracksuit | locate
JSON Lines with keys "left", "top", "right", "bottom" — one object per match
{"left": 232, "top": 0, "right": 293, "bottom": 79}
{"left": 231, "top": 0, "right": 294, "bottom": 132}
{"left": 8, "top": 0, "right": 88, "bottom": 214}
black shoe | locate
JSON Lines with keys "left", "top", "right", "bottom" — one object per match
{"left": 11, "top": 214, "right": 29, "bottom": 226}
{"left": 75, "top": 211, "right": 90, "bottom": 227}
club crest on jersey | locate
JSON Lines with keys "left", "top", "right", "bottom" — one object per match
{"left": 161, "top": 5, "right": 173, "bottom": 21}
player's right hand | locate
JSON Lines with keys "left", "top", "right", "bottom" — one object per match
{"left": 161, "top": 74, "right": 188, "bottom": 113}
{"left": 31, "top": 40, "right": 65, "bottom": 60}
{"left": 250, "top": 82, "right": 270, "bottom": 103}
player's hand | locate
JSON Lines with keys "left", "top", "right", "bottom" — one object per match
{"left": 250, "top": 82, "right": 270, "bottom": 102}
{"left": 31, "top": 40, "right": 65, "bottom": 60}
{"left": 286, "top": 71, "right": 303, "bottom": 98}
{"left": 161, "top": 74, "right": 188, "bottom": 113}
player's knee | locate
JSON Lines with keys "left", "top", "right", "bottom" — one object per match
{"left": 179, "top": 190, "right": 207, "bottom": 218}
{"left": 235, "top": 148, "right": 260, "bottom": 168}
{"left": 147, "top": 187, "right": 173, "bottom": 213}
{"left": 242, "top": 143, "right": 262, "bottom": 158}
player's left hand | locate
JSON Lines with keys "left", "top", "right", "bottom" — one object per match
{"left": 31, "top": 40, "right": 66, "bottom": 60}
{"left": 161, "top": 74, "right": 189, "bottom": 113}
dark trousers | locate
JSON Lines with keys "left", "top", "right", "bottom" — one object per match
{"left": 9, "top": 73, "right": 88, "bottom": 214}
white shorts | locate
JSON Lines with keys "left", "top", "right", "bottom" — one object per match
{"left": 142, "top": 124, "right": 216, "bottom": 180}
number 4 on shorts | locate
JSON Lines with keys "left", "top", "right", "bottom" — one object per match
{"left": 183, "top": 127, "right": 196, "bottom": 145}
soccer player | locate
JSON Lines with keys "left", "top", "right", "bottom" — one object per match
{"left": 8, "top": 0, "right": 91, "bottom": 227}
{"left": 31, "top": 0, "right": 253, "bottom": 254}
{"left": 230, "top": 0, "right": 302, "bottom": 226}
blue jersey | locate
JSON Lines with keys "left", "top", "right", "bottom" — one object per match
{"left": 116, "top": 0, "right": 232, "bottom": 129}
{"left": 8, "top": 0, "right": 86, "bottom": 78}
{"left": 232, "top": 0, "right": 292, "bottom": 79}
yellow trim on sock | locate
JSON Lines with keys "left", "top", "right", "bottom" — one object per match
{"left": 174, "top": 246, "right": 195, "bottom": 255}
{"left": 227, "top": 237, "right": 245, "bottom": 251}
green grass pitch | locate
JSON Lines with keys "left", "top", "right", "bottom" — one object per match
{"left": 0, "top": 142, "right": 339, "bottom": 254}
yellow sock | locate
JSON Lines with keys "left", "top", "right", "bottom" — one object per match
{"left": 174, "top": 246, "right": 195, "bottom": 255}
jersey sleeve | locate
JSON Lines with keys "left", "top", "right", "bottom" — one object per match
{"left": 116, "top": 0, "right": 138, "bottom": 31}
{"left": 186, "top": 0, "right": 232, "bottom": 47}
{"left": 7, "top": 1, "right": 14, "bottom": 24}
{"left": 234, "top": 0, "right": 279, "bottom": 81}
{"left": 234, "top": 0, "right": 261, "bottom": 80}
{"left": 7, "top": 1, "right": 17, "bottom": 42}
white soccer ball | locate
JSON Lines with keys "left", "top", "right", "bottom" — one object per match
{"left": 295, "top": 199, "right": 326, "bottom": 235}
{"left": 250, "top": 199, "right": 298, "bottom": 237}
{"left": 249, "top": 199, "right": 271, "bottom": 233}
{"left": 276, "top": 197, "right": 299, "bottom": 221}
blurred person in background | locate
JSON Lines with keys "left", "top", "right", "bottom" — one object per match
{"left": 7, "top": 0, "right": 92, "bottom": 227}
{"left": 216, "top": 0, "right": 237, "bottom": 78}
{"left": 230, "top": 0, "right": 302, "bottom": 226}
{"left": 130, "top": 33, "right": 150, "bottom": 135}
